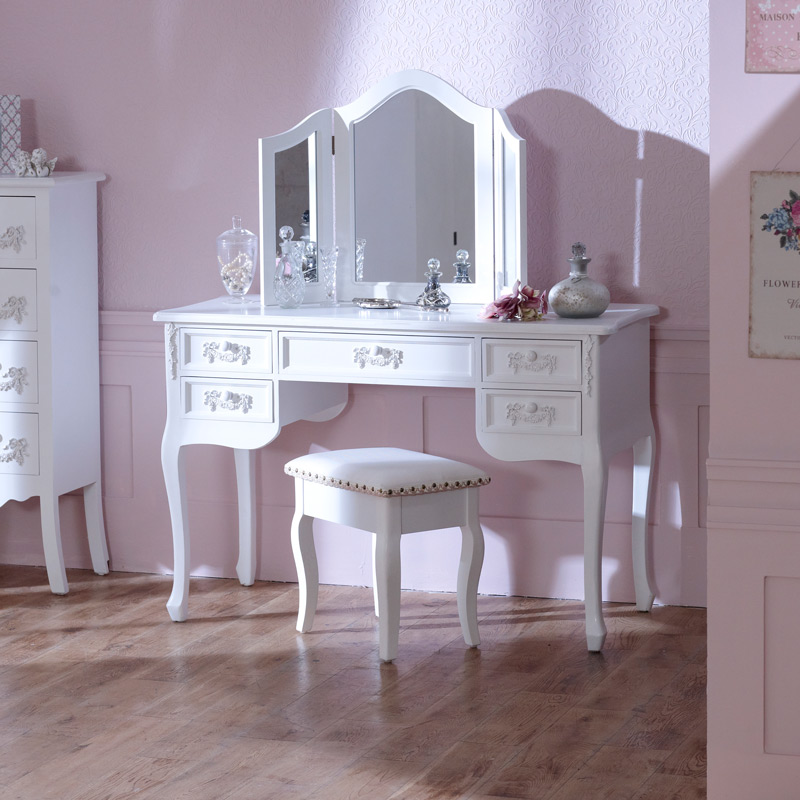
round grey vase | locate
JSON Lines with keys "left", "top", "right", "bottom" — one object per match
{"left": 548, "top": 242, "right": 610, "bottom": 318}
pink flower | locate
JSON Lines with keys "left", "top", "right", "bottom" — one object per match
{"left": 791, "top": 200, "right": 800, "bottom": 226}
{"left": 479, "top": 280, "right": 548, "bottom": 321}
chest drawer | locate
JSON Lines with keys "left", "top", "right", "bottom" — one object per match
{"left": 482, "top": 339, "right": 582, "bottom": 386}
{"left": 0, "top": 196, "right": 36, "bottom": 260}
{"left": 180, "top": 328, "right": 272, "bottom": 376}
{"left": 0, "top": 411, "right": 39, "bottom": 474}
{"left": 0, "top": 268, "right": 37, "bottom": 331}
{"left": 0, "top": 340, "right": 37, "bottom": 402}
{"left": 181, "top": 377, "right": 274, "bottom": 423}
{"left": 279, "top": 332, "right": 475, "bottom": 383}
{"left": 481, "top": 389, "right": 581, "bottom": 436}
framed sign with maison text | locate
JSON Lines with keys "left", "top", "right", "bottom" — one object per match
{"left": 746, "top": 0, "right": 800, "bottom": 72}
{"left": 750, "top": 171, "right": 800, "bottom": 358}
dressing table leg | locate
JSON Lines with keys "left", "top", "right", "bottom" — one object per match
{"left": 582, "top": 451, "right": 609, "bottom": 652}
{"left": 457, "top": 487, "right": 484, "bottom": 648}
{"left": 632, "top": 427, "right": 657, "bottom": 612}
{"left": 40, "top": 491, "right": 68, "bottom": 595}
{"left": 291, "top": 478, "right": 318, "bottom": 633}
{"left": 234, "top": 448, "right": 256, "bottom": 586}
{"left": 83, "top": 480, "right": 109, "bottom": 575}
{"left": 163, "top": 439, "right": 190, "bottom": 622}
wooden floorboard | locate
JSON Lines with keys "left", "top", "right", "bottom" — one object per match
{"left": 0, "top": 565, "right": 706, "bottom": 799}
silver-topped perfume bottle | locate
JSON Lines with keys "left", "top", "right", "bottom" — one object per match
{"left": 416, "top": 258, "right": 451, "bottom": 309}
{"left": 452, "top": 249, "right": 472, "bottom": 283}
{"left": 548, "top": 242, "right": 610, "bottom": 318}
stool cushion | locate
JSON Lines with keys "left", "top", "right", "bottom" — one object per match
{"left": 284, "top": 447, "right": 490, "bottom": 497}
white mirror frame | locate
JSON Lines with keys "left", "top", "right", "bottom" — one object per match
{"left": 259, "top": 108, "right": 333, "bottom": 304}
{"left": 258, "top": 70, "right": 525, "bottom": 307}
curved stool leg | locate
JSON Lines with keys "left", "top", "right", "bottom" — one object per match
{"left": 291, "top": 478, "right": 318, "bottom": 633}
{"left": 457, "top": 488, "right": 484, "bottom": 647}
{"left": 372, "top": 532, "right": 380, "bottom": 618}
{"left": 374, "top": 512, "right": 402, "bottom": 663}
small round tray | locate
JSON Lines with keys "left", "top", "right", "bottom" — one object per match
{"left": 352, "top": 297, "right": 402, "bottom": 309}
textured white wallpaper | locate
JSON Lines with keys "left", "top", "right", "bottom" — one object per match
{"left": 320, "top": 0, "right": 709, "bottom": 152}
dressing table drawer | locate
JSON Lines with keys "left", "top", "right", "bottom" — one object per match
{"left": 181, "top": 377, "right": 274, "bottom": 423}
{"left": 180, "top": 329, "right": 272, "bottom": 376}
{"left": 0, "top": 269, "right": 37, "bottom": 331}
{"left": 482, "top": 339, "right": 582, "bottom": 386}
{"left": 481, "top": 389, "right": 581, "bottom": 436}
{"left": 0, "top": 340, "right": 38, "bottom": 402}
{"left": 0, "top": 411, "right": 39, "bottom": 474}
{"left": 0, "top": 196, "right": 36, "bottom": 260}
{"left": 279, "top": 332, "right": 475, "bottom": 383}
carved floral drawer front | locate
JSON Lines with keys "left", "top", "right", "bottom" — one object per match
{"left": 181, "top": 377, "right": 274, "bottom": 423}
{"left": 482, "top": 339, "right": 582, "bottom": 386}
{"left": 480, "top": 389, "right": 581, "bottom": 436}
{"left": 180, "top": 328, "right": 272, "bottom": 376}
{"left": 0, "top": 340, "right": 37, "bottom": 403}
{"left": 0, "top": 411, "right": 39, "bottom": 475}
{"left": 0, "top": 268, "right": 37, "bottom": 332}
{"left": 279, "top": 332, "right": 475, "bottom": 383}
{"left": 0, "top": 196, "right": 36, "bottom": 260}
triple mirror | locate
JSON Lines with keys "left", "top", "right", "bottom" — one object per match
{"left": 259, "top": 70, "right": 526, "bottom": 305}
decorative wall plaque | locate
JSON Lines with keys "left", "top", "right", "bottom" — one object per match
{"left": 746, "top": 1, "right": 800, "bottom": 73}
{"left": 749, "top": 171, "right": 800, "bottom": 358}
{"left": 0, "top": 95, "right": 21, "bottom": 174}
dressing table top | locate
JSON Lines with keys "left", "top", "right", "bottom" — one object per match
{"left": 154, "top": 300, "right": 659, "bottom": 335}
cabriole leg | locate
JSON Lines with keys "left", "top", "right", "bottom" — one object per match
{"left": 234, "top": 448, "right": 256, "bottom": 586}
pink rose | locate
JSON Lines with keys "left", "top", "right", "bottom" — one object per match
{"left": 791, "top": 200, "right": 800, "bottom": 226}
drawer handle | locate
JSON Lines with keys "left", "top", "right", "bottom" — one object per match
{"left": 0, "top": 224, "right": 26, "bottom": 254}
{"left": 0, "top": 295, "right": 27, "bottom": 325}
{"left": 0, "top": 364, "right": 28, "bottom": 395}
{"left": 506, "top": 401, "right": 555, "bottom": 427}
{"left": 0, "top": 434, "right": 29, "bottom": 466}
{"left": 202, "top": 340, "right": 251, "bottom": 366}
{"left": 507, "top": 350, "right": 557, "bottom": 375}
{"left": 353, "top": 345, "right": 403, "bottom": 369}
{"left": 203, "top": 389, "right": 253, "bottom": 414}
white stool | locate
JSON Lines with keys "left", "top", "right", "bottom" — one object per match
{"left": 284, "top": 447, "right": 490, "bottom": 662}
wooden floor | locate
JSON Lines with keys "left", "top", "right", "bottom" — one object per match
{"left": 0, "top": 565, "right": 706, "bottom": 800}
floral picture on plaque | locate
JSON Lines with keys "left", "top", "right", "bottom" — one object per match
{"left": 746, "top": 0, "right": 800, "bottom": 72}
{"left": 749, "top": 171, "right": 800, "bottom": 358}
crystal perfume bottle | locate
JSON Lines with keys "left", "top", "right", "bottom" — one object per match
{"left": 217, "top": 216, "right": 258, "bottom": 302}
{"left": 299, "top": 209, "right": 317, "bottom": 282}
{"left": 416, "top": 258, "right": 451, "bottom": 309}
{"left": 548, "top": 242, "right": 610, "bottom": 318}
{"left": 273, "top": 226, "right": 306, "bottom": 308}
{"left": 452, "top": 249, "right": 472, "bottom": 283}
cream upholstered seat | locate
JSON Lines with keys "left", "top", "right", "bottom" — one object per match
{"left": 284, "top": 447, "right": 490, "bottom": 662}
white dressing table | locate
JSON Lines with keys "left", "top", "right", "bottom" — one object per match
{"left": 154, "top": 299, "right": 658, "bottom": 651}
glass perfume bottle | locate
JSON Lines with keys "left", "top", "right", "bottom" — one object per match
{"left": 452, "top": 249, "right": 472, "bottom": 283}
{"left": 273, "top": 226, "right": 306, "bottom": 308}
{"left": 548, "top": 242, "right": 610, "bottom": 318}
{"left": 299, "top": 209, "right": 317, "bottom": 282}
{"left": 217, "top": 216, "right": 258, "bottom": 302}
{"left": 416, "top": 258, "right": 451, "bottom": 309}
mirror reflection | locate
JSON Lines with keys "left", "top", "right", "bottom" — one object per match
{"left": 275, "top": 136, "right": 318, "bottom": 282}
{"left": 352, "top": 89, "right": 475, "bottom": 284}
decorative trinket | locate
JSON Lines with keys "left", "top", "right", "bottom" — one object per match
{"left": 548, "top": 242, "right": 610, "bottom": 319}
{"left": 14, "top": 147, "right": 57, "bottom": 177}
{"left": 217, "top": 216, "right": 257, "bottom": 302}
{"left": 416, "top": 258, "right": 451, "bottom": 309}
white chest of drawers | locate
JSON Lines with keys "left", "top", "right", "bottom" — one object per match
{"left": 154, "top": 300, "right": 659, "bottom": 650}
{"left": 0, "top": 173, "right": 108, "bottom": 593}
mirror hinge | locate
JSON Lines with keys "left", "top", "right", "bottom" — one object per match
{"left": 332, "top": 136, "right": 335, "bottom": 155}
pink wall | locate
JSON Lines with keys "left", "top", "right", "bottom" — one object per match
{"left": 708, "top": 1, "right": 800, "bottom": 796}
{"left": 1, "top": 2, "right": 709, "bottom": 607}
